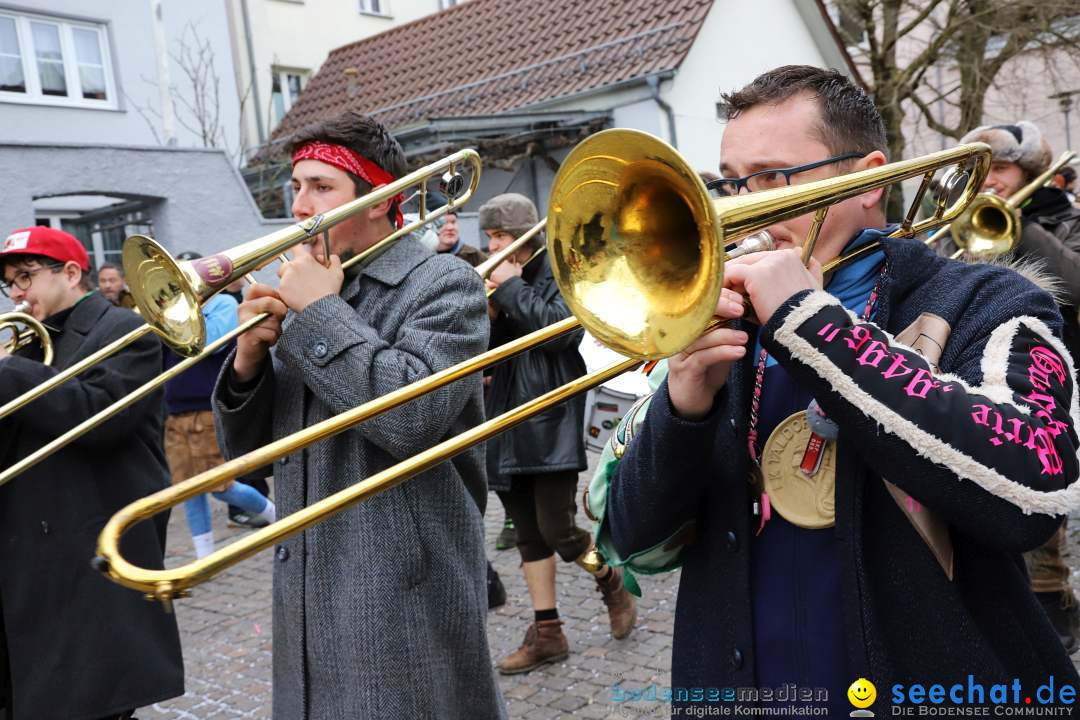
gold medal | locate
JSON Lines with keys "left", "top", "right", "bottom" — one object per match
{"left": 761, "top": 411, "right": 837, "bottom": 529}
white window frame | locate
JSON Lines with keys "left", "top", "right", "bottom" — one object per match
{"left": 0, "top": 10, "right": 116, "bottom": 109}
{"left": 269, "top": 67, "right": 307, "bottom": 129}
{"left": 359, "top": 0, "right": 391, "bottom": 17}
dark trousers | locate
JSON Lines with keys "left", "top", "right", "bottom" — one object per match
{"left": 497, "top": 470, "right": 591, "bottom": 563}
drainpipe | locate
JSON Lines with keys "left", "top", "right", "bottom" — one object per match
{"left": 240, "top": 0, "right": 266, "bottom": 146}
{"left": 647, "top": 74, "right": 678, "bottom": 149}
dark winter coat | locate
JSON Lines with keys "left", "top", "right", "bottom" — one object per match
{"left": 0, "top": 292, "right": 183, "bottom": 720}
{"left": 485, "top": 253, "right": 586, "bottom": 491}
{"left": 608, "top": 237, "right": 1080, "bottom": 716}
{"left": 939, "top": 187, "right": 1080, "bottom": 365}
{"left": 1012, "top": 187, "right": 1080, "bottom": 367}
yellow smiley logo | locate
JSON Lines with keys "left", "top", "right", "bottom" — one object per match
{"left": 848, "top": 678, "right": 877, "bottom": 708}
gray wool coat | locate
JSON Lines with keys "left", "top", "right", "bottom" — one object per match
{"left": 212, "top": 237, "right": 507, "bottom": 720}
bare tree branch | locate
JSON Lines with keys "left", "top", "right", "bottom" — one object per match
{"left": 909, "top": 91, "right": 961, "bottom": 137}
{"left": 123, "top": 92, "right": 163, "bottom": 145}
{"left": 893, "top": 0, "right": 946, "bottom": 48}
{"left": 827, "top": 0, "right": 1080, "bottom": 219}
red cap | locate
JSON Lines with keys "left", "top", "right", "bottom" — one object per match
{"left": 0, "top": 226, "right": 90, "bottom": 272}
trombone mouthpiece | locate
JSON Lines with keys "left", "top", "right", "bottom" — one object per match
{"left": 13, "top": 302, "right": 30, "bottom": 314}
{"left": 729, "top": 231, "right": 775, "bottom": 259}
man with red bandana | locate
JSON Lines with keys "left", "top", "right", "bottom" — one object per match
{"left": 212, "top": 112, "right": 506, "bottom": 719}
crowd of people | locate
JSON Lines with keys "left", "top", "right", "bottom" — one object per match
{"left": 0, "top": 63, "right": 1079, "bottom": 719}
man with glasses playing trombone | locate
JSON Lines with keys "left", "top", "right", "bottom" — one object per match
{"left": 595, "top": 66, "right": 1080, "bottom": 716}
{"left": 0, "top": 226, "right": 183, "bottom": 720}
{"left": 212, "top": 112, "right": 506, "bottom": 719}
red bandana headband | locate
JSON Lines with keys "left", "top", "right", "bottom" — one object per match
{"left": 292, "top": 141, "right": 405, "bottom": 229}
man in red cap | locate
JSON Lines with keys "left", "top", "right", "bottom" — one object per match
{"left": 0, "top": 226, "right": 183, "bottom": 720}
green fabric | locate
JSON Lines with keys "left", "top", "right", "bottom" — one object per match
{"left": 587, "top": 360, "right": 693, "bottom": 596}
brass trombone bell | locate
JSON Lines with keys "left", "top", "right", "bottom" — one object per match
{"left": 547, "top": 129, "right": 993, "bottom": 359}
{"left": 95, "top": 134, "right": 992, "bottom": 606}
{"left": 928, "top": 150, "right": 1077, "bottom": 259}
{"left": 947, "top": 189, "right": 1018, "bottom": 257}
{"left": 0, "top": 302, "right": 52, "bottom": 365}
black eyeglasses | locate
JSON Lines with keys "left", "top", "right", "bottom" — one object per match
{"left": 707, "top": 152, "right": 864, "bottom": 197}
{"left": 0, "top": 263, "right": 64, "bottom": 298}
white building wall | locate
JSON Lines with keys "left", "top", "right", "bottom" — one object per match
{"left": 519, "top": 0, "right": 837, "bottom": 176}
{"left": 1, "top": 0, "right": 242, "bottom": 159}
{"left": 662, "top": 0, "right": 833, "bottom": 174}
{"left": 227, "top": 0, "right": 451, "bottom": 160}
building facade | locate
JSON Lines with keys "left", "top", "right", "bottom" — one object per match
{"left": 225, "top": 0, "right": 459, "bottom": 163}
{"left": 259, "top": 0, "right": 850, "bottom": 238}
{"left": 0, "top": 0, "right": 287, "bottom": 276}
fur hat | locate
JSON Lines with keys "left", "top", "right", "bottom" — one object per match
{"left": 960, "top": 121, "right": 1052, "bottom": 179}
{"left": 478, "top": 193, "right": 539, "bottom": 238}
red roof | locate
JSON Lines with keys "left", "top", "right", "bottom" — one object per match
{"left": 268, "top": 0, "right": 713, "bottom": 147}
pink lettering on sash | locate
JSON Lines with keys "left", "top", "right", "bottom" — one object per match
{"left": 1029, "top": 346, "right": 1066, "bottom": 390}
{"left": 962, "top": 345, "right": 1070, "bottom": 474}
{"left": 882, "top": 352, "right": 915, "bottom": 380}
{"left": 904, "top": 368, "right": 941, "bottom": 399}
{"left": 814, "top": 323, "right": 842, "bottom": 343}
{"left": 845, "top": 326, "right": 871, "bottom": 353}
{"left": 808, "top": 314, "right": 1072, "bottom": 475}
{"left": 858, "top": 340, "right": 890, "bottom": 368}
{"left": 1031, "top": 428, "right": 1064, "bottom": 475}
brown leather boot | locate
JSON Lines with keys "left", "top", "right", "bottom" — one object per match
{"left": 496, "top": 619, "right": 569, "bottom": 675}
{"left": 598, "top": 567, "right": 637, "bottom": 640}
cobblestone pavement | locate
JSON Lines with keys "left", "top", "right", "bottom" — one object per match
{"left": 140, "top": 448, "right": 676, "bottom": 720}
{"left": 138, "top": 449, "right": 1080, "bottom": 719}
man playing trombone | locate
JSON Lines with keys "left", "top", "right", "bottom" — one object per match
{"left": 600, "top": 66, "right": 1080, "bottom": 716}
{"left": 481, "top": 193, "right": 637, "bottom": 675}
{"left": 211, "top": 112, "right": 506, "bottom": 719}
{"left": 0, "top": 226, "right": 183, "bottom": 719}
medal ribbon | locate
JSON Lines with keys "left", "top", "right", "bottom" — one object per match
{"left": 748, "top": 268, "right": 885, "bottom": 528}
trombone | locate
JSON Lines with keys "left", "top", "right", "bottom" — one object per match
{"left": 0, "top": 302, "right": 53, "bottom": 366}
{"left": 925, "top": 150, "right": 1077, "bottom": 259}
{"left": 0, "top": 150, "right": 481, "bottom": 485}
{"left": 94, "top": 130, "right": 991, "bottom": 606}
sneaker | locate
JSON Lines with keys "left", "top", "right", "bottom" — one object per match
{"left": 495, "top": 518, "right": 517, "bottom": 551}
{"left": 497, "top": 619, "right": 568, "bottom": 675}
{"left": 228, "top": 512, "right": 270, "bottom": 529}
{"left": 487, "top": 562, "right": 506, "bottom": 610}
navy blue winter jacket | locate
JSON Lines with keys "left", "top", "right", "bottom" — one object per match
{"left": 608, "top": 237, "right": 1080, "bottom": 716}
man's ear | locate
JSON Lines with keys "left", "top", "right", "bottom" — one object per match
{"left": 365, "top": 186, "right": 393, "bottom": 222}
{"left": 66, "top": 262, "right": 83, "bottom": 289}
{"left": 857, "top": 150, "right": 889, "bottom": 209}
{"left": 856, "top": 150, "right": 887, "bottom": 171}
